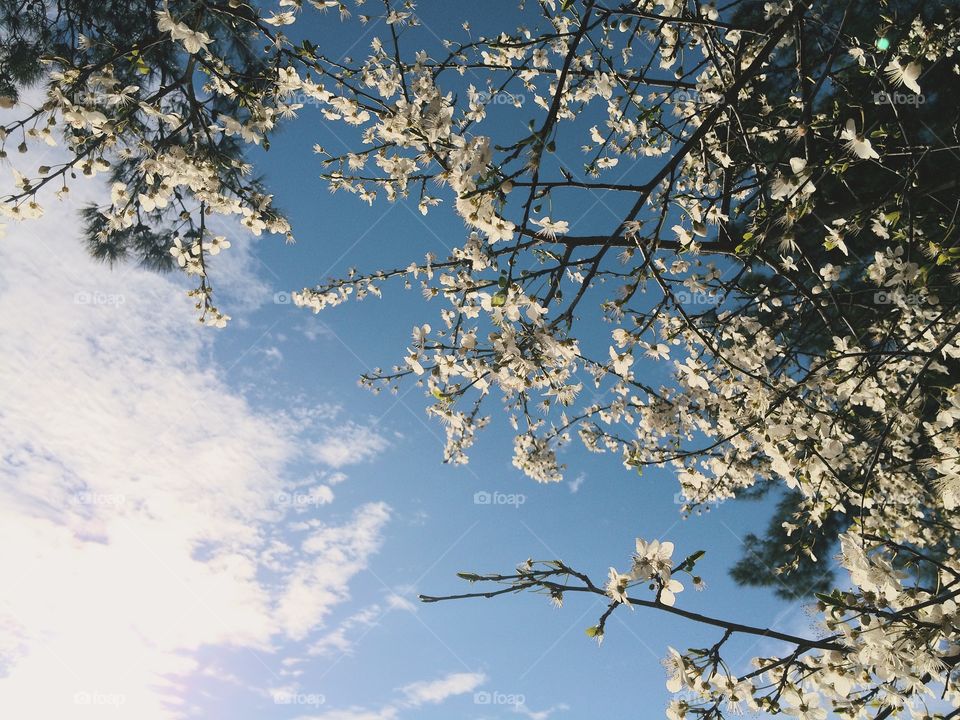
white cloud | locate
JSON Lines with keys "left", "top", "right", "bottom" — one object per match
{"left": 327, "top": 471, "right": 349, "bottom": 485}
{"left": 309, "top": 604, "right": 383, "bottom": 657}
{"left": 306, "top": 589, "right": 416, "bottom": 660}
{"left": 276, "top": 502, "right": 390, "bottom": 640}
{"left": 309, "top": 421, "right": 392, "bottom": 468}
{"left": 297, "top": 315, "right": 335, "bottom": 342}
{"left": 400, "top": 671, "right": 486, "bottom": 706}
{"left": 296, "top": 708, "right": 398, "bottom": 720}
{"left": 514, "top": 702, "right": 570, "bottom": 719}
{"left": 0, "top": 175, "right": 391, "bottom": 717}
{"left": 385, "top": 594, "right": 418, "bottom": 613}
{"left": 299, "top": 671, "right": 486, "bottom": 720}
{"left": 260, "top": 345, "right": 285, "bottom": 363}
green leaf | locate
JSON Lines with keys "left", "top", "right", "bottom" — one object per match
{"left": 815, "top": 590, "right": 845, "bottom": 607}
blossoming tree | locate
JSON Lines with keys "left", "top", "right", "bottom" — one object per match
{"left": 2, "top": 0, "right": 959, "bottom": 716}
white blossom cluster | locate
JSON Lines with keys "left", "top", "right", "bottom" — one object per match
{"left": 653, "top": 531, "right": 959, "bottom": 720}
{"left": 2, "top": 4, "right": 300, "bottom": 325}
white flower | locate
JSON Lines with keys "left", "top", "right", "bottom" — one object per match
{"left": 840, "top": 119, "right": 879, "bottom": 160}
{"left": 405, "top": 352, "right": 425, "bottom": 375}
{"left": 622, "top": 220, "right": 644, "bottom": 239}
{"left": 609, "top": 346, "right": 633, "bottom": 376}
{"left": 531, "top": 216, "right": 569, "bottom": 239}
{"left": 209, "top": 311, "right": 230, "bottom": 329}
{"left": 675, "top": 358, "right": 708, "bottom": 390}
{"left": 169, "top": 238, "right": 190, "bottom": 267}
{"left": 665, "top": 700, "right": 686, "bottom": 720}
{"left": 937, "top": 474, "right": 960, "bottom": 510}
{"left": 202, "top": 235, "right": 230, "bottom": 255}
{"left": 884, "top": 58, "right": 922, "bottom": 94}
{"left": 819, "top": 264, "right": 840, "bottom": 283}
{"left": 659, "top": 578, "right": 684, "bottom": 606}
{"left": 138, "top": 192, "right": 168, "bottom": 212}
{"left": 110, "top": 182, "right": 128, "bottom": 206}
{"left": 823, "top": 221, "right": 849, "bottom": 256}
{"left": 788, "top": 157, "right": 814, "bottom": 189}
{"left": 771, "top": 157, "right": 816, "bottom": 203}
{"left": 385, "top": 10, "right": 411, "bottom": 24}
{"left": 412, "top": 323, "right": 431, "bottom": 345}
{"left": 155, "top": 10, "right": 211, "bottom": 54}
{"left": 605, "top": 567, "right": 633, "bottom": 607}
{"left": 672, "top": 224, "right": 693, "bottom": 246}
{"left": 663, "top": 647, "right": 686, "bottom": 693}
{"left": 642, "top": 342, "right": 670, "bottom": 360}
{"left": 780, "top": 255, "right": 798, "bottom": 272}
{"left": 485, "top": 218, "right": 515, "bottom": 243}
{"left": 784, "top": 691, "right": 827, "bottom": 720}
{"left": 633, "top": 538, "right": 675, "bottom": 580}
{"left": 263, "top": 11, "right": 296, "bottom": 26}
{"left": 594, "top": 72, "right": 614, "bottom": 99}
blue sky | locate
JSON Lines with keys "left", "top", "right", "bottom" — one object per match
{"left": 0, "top": 6, "right": 830, "bottom": 719}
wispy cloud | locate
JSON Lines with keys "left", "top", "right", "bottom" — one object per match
{"left": 309, "top": 421, "right": 393, "bottom": 468}
{"left": 567, "top": 472, "right": 586, "bottom": 494}
{"left": 277, "top": 502, "right": 390, "bottom": 640}
{"left": 385, "top": 593, "right": 418, "bottom": 614}
{"left": 400, "top": 671, "right": 486, "bottom": 706}
{"left": 297, "top": 671, "right": 486, "bottom": 720}
{"left": 514, "top": 702, "right": 571, "bottom": 719}
{"left": 294, "top": 708, "right": 399, "bottom": 720}
{"left": 0, "top": 176, "right": 392, "bottom": 717}
{"left": 308, "top": 603, "right": 383, "bottom": 656}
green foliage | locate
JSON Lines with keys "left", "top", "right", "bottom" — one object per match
{"left": 81, "top": 205, "right": 174, "bottom": 271}
{"left": 730, "top": 491, "right": 846, "bottom": 600}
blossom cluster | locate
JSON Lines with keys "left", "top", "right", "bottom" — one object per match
{"left": 606, "top": 539, "right": 686, "bottom": 608}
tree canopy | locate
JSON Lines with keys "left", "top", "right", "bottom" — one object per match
{"left": 2, "top": 0, "right": 959, "bottom": 717}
